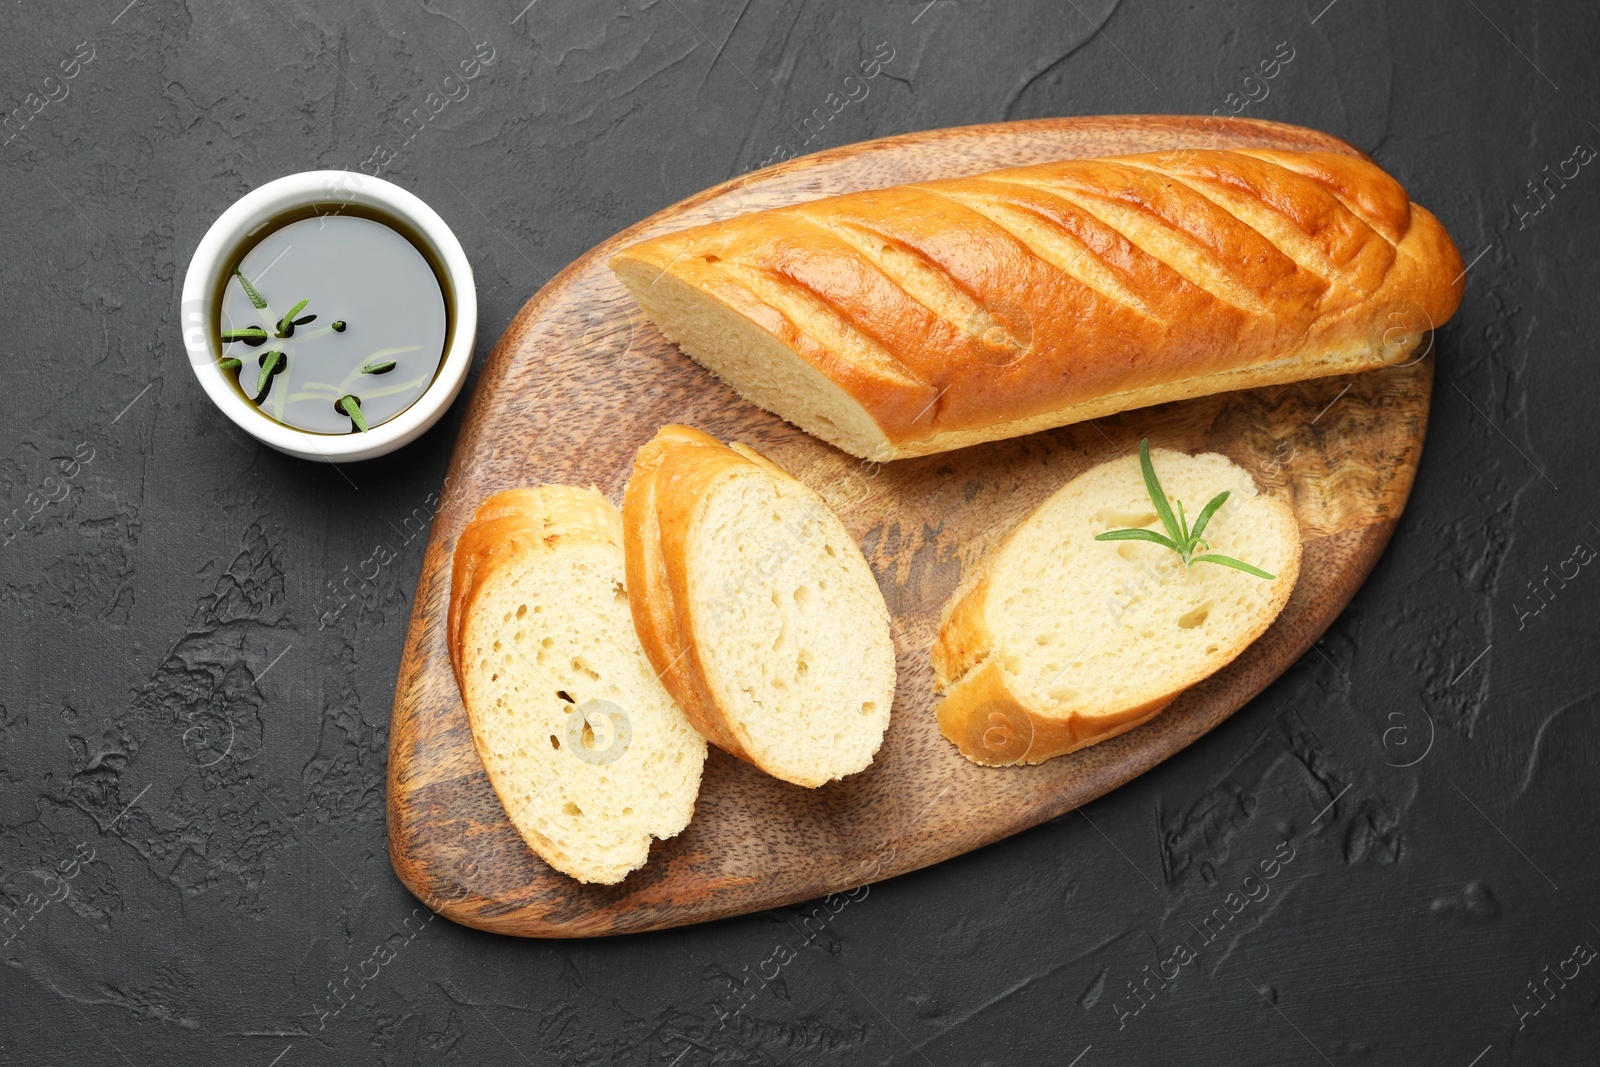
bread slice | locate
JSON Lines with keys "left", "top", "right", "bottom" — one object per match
{"left": 932, "top": 448, "right": 1301, "bottom": 765}
{"left": 448, "top": 486, "right": 707, "bottom": 884}
{"left": 623, "top": 426, "right": 896, "bottom": 788}
{"left": 611, "top": 148, "right": 1463, "bottom": 460}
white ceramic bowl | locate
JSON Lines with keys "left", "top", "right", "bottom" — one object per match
{"left": 181, "top": 171, "right": 476, "bottom": 462}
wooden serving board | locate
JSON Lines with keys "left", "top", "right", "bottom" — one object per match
{"left": 387, "top": 116, "right": 1432, "bottom": 937}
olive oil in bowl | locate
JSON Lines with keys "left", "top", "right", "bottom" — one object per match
{"left": 215, "top": 208, "right": 451, "bottom": 435}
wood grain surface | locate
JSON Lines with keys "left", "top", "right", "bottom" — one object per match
{"left": 386, "top": 115, "right": 1433, "bottom": 937}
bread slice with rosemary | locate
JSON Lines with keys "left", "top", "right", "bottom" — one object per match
{"left": 448, "top": 486, "right": 707, "bottom": 884}
{"left": 932, "top": 443, "right": 1301, "bottom": 765}
{"left": 623, "top": 425, "right": 896, "bottom": 788}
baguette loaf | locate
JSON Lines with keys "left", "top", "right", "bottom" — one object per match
{"left": 933, "top": 447, "right": 1300, "bottom": 765}
{"left": 448, "top": 486, "right": 707, "bottom": 884}
{"left": 612, "top": 148, "right": 1463, "bottom": 461}
{"left": 623, "top": 426, "right": 896, "bottom": 787}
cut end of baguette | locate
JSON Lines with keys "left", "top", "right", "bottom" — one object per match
{"left": 452, "top": 486, "right": 707, "bottom": 885}
{"left": 624, "top": 426, "right": 897, "bottom": 788}
{"left": 612, "top": 252, "right": 897, "bottom": 461}
{"left": 934, "top": 448, "right": 1301, "bottom": 765}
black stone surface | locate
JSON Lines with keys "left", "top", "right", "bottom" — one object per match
{"left": 1, "top": 1, "right": 1597, "bottom": 1064}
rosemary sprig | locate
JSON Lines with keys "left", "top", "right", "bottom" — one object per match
{"left": 256, "top": 350, "right": 286, "bottom": 394}
{"left": 360, "top": 359, "right": 396, "bottom": 375}
{"left": 233, "top": 268, "right": 268, "bottom": 310}
{"left": 1094, "top": 439, "right": 1276, "bottom": 579}
{"left": 336, "top": 394, "right": 369, "bottom": 433}
{"left": 276, "top": 299, "right": 310, "bottom": 338}
{"left": 221, "top": 327, "right": 268, "bottom": 342}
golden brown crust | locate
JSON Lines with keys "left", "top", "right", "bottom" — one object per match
{"left": 931, "top": 467, "right": 1302, "bottom": 766}
{"left": 612, "top": 149, "right": 1464, "bottom": 459}
{"left": 934, "top": 653, "right": 1175, "bottom": 767}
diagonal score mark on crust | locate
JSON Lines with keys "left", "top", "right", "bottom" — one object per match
{"left": 787, "top": 210, "right": 1022, "bottom": 350}
{"left": 1116, "top": 161, "right": 1344, "bottom": 291}
{"left": 918, "top": 184, "right": 1165, "bottom": 323}
{"left": 983, "top": 175, "right": 1274, "bottom": 317}
{"left": 695, "top": 255, "right": 931, "bottom": 389}
{"left": 1234, "top": 150, "right": 1406, "bottom": 251}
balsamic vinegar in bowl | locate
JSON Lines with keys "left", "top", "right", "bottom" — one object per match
{"left": 214, "top": 206, "right": 452, "bottom": 435}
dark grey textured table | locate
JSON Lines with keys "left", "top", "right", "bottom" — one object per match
{"left": 2, "top": 2, "right": 1597, "bottom": 1064}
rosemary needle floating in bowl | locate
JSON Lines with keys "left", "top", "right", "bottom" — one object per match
{"left": 1094, "top": 438, "right": 1276, "bottom": 579}
{"left": 233, "top": 268, "right": 268, "bottom": 310}
{"left": 335, "top": 394, "right": 369, "bottom": 433}
{"left": 275, "top": 299, "right": 310, "bottom": 338}
{"left": 255, "top": 350, "right": 286, "bottom": 395}
{"left": 361, "top": 359, "right": 397, "bottom": 375}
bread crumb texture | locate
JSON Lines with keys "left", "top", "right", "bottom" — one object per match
{"left": 686, "top": 463, "right": 896, "bottom": 788}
